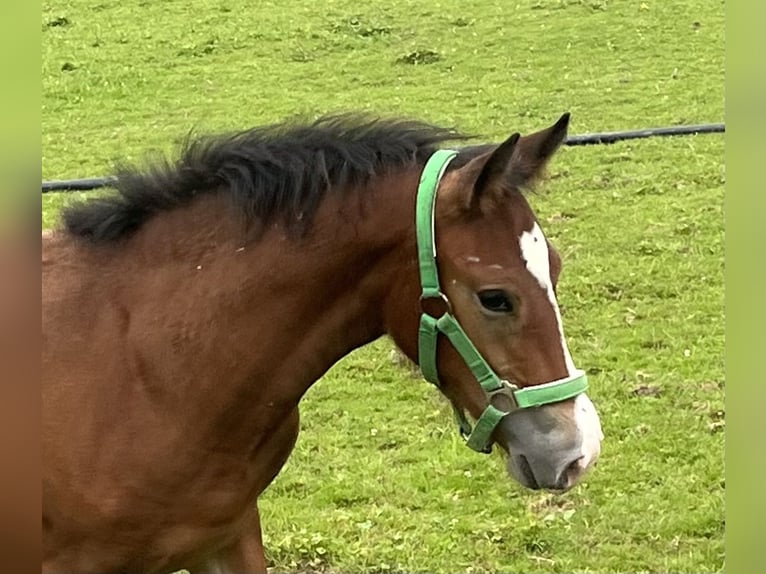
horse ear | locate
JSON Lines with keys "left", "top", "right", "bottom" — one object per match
{"left": 471, "top": 132, "right": 521, "bottom": 205}
{"left": 507, "top": 112, "right": 570, "bottom": 189}
{"left": 469, "top": 113, "right": 570, "bottom": 207}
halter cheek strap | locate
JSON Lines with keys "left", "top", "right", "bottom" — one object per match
{"left": 415, "top": 149, "right": 588, "bottom": 454}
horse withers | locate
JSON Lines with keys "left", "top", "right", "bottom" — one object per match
{"left": 42, "top": 113, "right": 603, "bottom": 572}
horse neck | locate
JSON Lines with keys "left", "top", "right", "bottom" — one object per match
{"left": 108, "top": 170, "right": 422, "bottom": 438}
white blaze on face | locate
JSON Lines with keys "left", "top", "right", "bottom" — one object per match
{"left": 519, "top": 222, "right": 604, "bottom": 451}
{"left": 518, "top": 222, "right": 577, "bottom": 374}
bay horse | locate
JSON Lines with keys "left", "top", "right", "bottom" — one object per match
{"left": 42, "top": 113, "right": 603, "bottom": 573}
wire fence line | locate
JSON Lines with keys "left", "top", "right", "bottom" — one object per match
{"left": 41, "top": 122, "right": 724, "bottom": 193}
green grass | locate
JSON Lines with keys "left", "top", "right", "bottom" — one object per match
{"left": 42, "top": 0, "right": 724, "bottom": 572}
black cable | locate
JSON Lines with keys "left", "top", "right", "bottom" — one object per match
{"left": 563, "top": 123, "right": 724, "bottom": 146}
{"left": 41, "top": 176, "right": 118, "bottom": 193}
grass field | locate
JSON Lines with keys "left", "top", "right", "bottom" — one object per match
{"left": 42, "top": 1, "right": 724, "bottom": 572}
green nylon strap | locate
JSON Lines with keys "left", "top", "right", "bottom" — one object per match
{"left": 465, "top": 405, "right": 508, "bottom": 453}
{"left": 436, "top": 314, "right": 504, "bottom": 392}
{"left": 418, "top": 314, "right": 440, "bottom": 384}
{"left": 416, "top": 149, "right": 458, "bottom": 299}
{"left": 514, "top": 371, "right": 589, "bottom": 408}
{"left": 415, "top": 149, "right": 508, "bottom": 454}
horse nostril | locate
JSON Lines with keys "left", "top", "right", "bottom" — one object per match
{"left": 556, "top": 456, "right": 585, "bottom": 490}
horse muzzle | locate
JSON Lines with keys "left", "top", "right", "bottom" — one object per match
{"left": 500, "top": 394, "right": 603, "bottom": 491}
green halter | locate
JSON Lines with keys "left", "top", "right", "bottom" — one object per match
{"left": 415, "top": 149, "right": 589, "bottom": 454}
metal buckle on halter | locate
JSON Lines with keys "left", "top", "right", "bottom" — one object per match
{"left": 419, "top": 293, "right": 451, "bottom": 319}
{"left": 486, "top": 380, "right": 520, "bottom": 412}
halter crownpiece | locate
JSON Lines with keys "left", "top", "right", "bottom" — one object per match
{"left": 415, "top": 149, "right": 589, "bottom": 454}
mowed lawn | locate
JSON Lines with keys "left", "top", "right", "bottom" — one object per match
{"left": 42, "top": 1, "right": 724, "bottom": 572}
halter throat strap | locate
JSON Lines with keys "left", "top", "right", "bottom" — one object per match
{"left": 415, "top": 149, "right": 588, "bottom": 454}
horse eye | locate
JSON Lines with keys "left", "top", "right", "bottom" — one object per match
{"left": 478, "top": 290, "right": 514, "bottom": 313}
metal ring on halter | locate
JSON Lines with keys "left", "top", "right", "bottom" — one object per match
{"left": 486, "top": 380, "right": 520, "bottom": 411}
{"left": 419, "top": 293, "right": 452, "bottom": 319}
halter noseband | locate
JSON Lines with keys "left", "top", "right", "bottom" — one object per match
{"left": 415, "top": 149, "right": 589, "bottom": 454}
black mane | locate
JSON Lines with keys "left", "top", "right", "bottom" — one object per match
{"left": 63, "top": 114, "right": 468, "bottom": 242}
